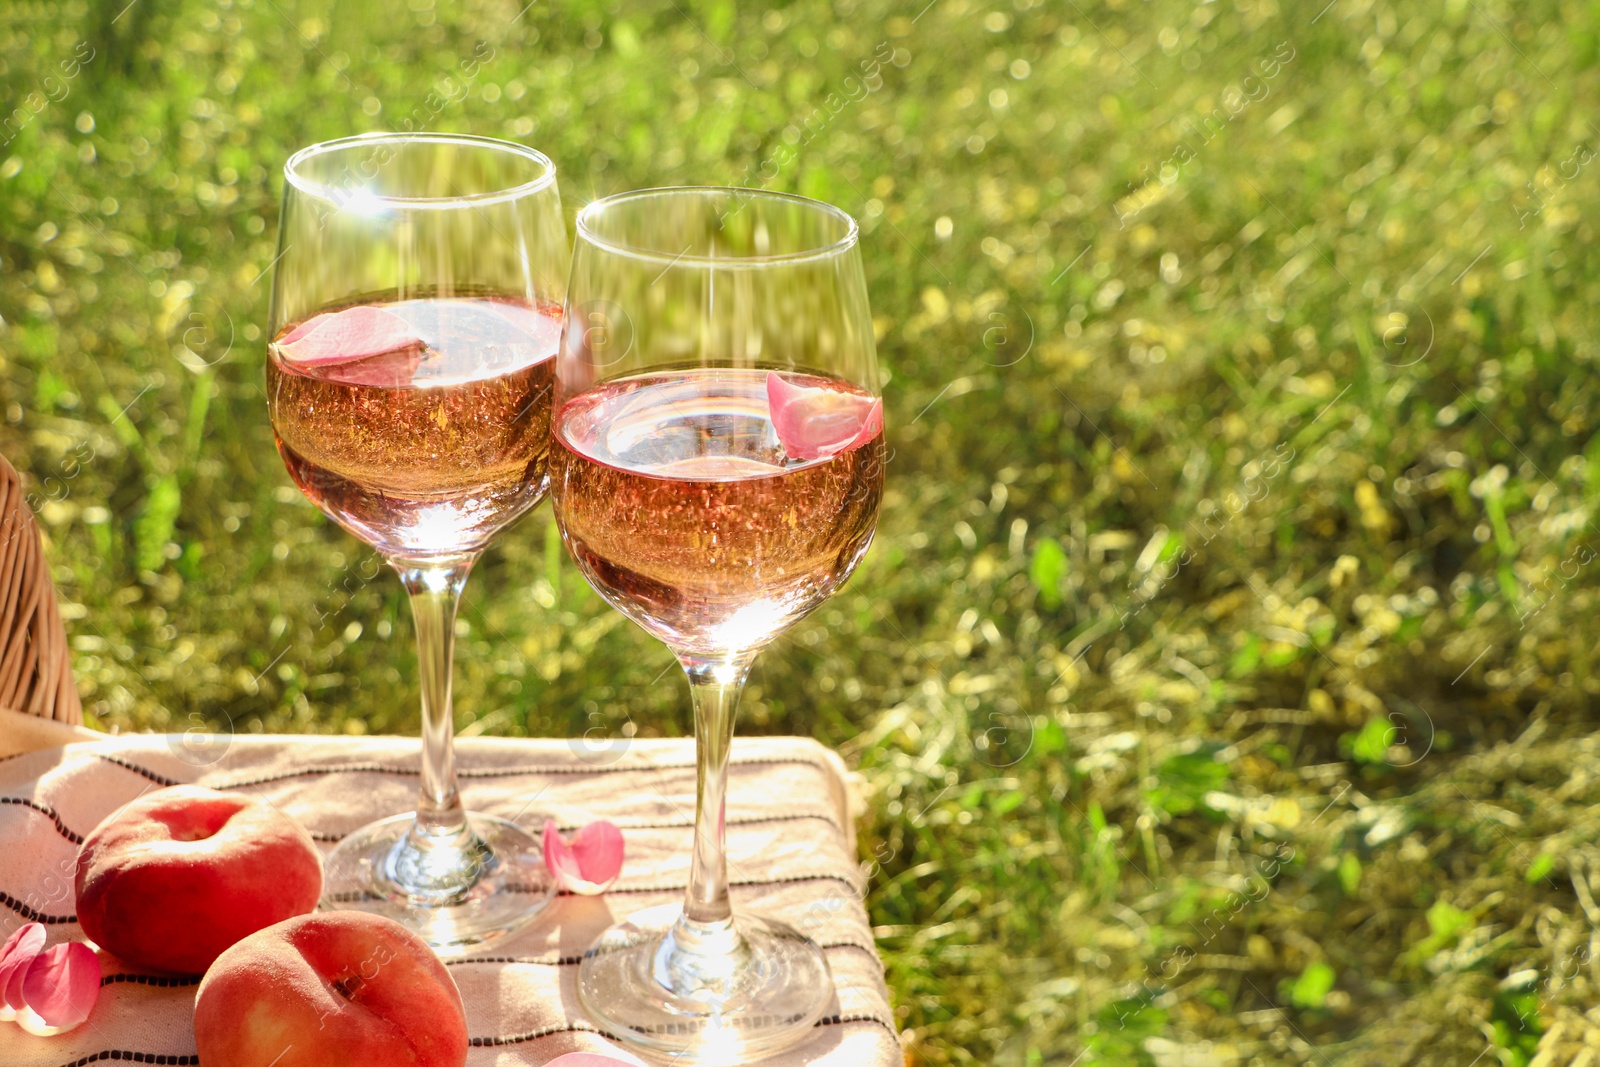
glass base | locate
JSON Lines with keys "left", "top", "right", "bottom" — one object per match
{"left": 319, "top": 811, "right": 554, "bottom": 957}
{"left": 577, "top": 903, "right": 834, "bottom": 1065}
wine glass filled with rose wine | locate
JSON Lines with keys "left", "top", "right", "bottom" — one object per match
{"left": 266, "top": 133, "right": 567, "bottom": 953}
{"left": 551, "top": 187, "right": 885, "bottom": 1063}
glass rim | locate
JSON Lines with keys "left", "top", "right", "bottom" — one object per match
{"left": 575, "top": 186, "right": 860, "bottom": 268}
{"left": 283, "top": 132, "right": 558, "bottom": 209}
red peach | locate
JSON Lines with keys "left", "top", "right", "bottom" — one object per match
{"left": 75, "top": 784, "right": 322, "bottom": 974}
{"left": 194, "top": 911, "right": 468, "bottom": 1067}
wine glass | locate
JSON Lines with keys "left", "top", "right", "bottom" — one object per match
{"left": 266, "top": 133, "right": 568, "bottom": 953}
{"left": 551, "top": 188, "right": 885, "bottom": 1063}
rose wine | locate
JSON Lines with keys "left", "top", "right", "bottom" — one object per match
{"left": 267, "top": 296, "right": 562, "bottom": 559}
{"left": 551, "top": 368, "right": 884, "bottom": 655}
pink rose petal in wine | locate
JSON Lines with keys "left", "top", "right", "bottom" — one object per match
{"left": 766, "top": 371, "right": 883, "bottom": 461}
{"left": 313, "top": 348, "right": 425, "bottom": 389}
{"left": 277, "top": 306, "right": 427, "bottom": 366}
{"left": 0, "top": 922, "right": 46, "bottom": 1021}
{"left": 543, "top": 818, "right": 624, "bottom": 895}
{"left": 16, "top": 941, "right": 99, "bottom": 1036}
{"left": 278, "top": 313, "right": 321, "bottom": 345}
{"left": 841, "top": 396, "right": 884, "bottom": 451}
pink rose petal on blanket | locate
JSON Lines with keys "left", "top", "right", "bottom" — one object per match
{"left": 543, "top": 818, "right": 624, "bottom": 895}
{"left": 16, "top": 941, "right": 99, "bottom": 1036}
{"left": 0, "top": 922, "right": 46, "bottom": 1021}
{"left": 766, "top": 371, "right": 883, "bottom": 461}
{"left": 277, "top": 305, "right": 427, "bottom": 366}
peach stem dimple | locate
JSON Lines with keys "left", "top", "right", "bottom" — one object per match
{"left": 154, "top": 803, "right": 239, "bottom": 842}
{"left": 330, "top": 973, "right": 365, "bottom": 1001}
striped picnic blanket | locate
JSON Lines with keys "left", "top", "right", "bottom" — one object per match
{"left": 0, "top": 733, "right": 899, "bottom": 1066}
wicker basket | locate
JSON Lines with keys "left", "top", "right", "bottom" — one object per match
{"left": 0, "top": 454, "right": 82, "bottom": 724}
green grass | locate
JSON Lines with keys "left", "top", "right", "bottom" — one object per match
{"left": 5, "top": 0, "right": 1600, "bottom": 1062}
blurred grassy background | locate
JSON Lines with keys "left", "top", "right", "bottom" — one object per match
{"left": 4, "top": 0, "right": 1600, "bottom": 1062}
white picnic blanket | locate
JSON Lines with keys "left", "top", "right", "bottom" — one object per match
{"left": 0, "top": 734, "right": 899, "bottom": 1066}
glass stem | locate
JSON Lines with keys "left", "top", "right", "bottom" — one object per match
{"left": 395, "top": 559, "right": 480, "bottom": 857}
{"left": 678, "top": 654, "right": 755, "bottom": 929}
